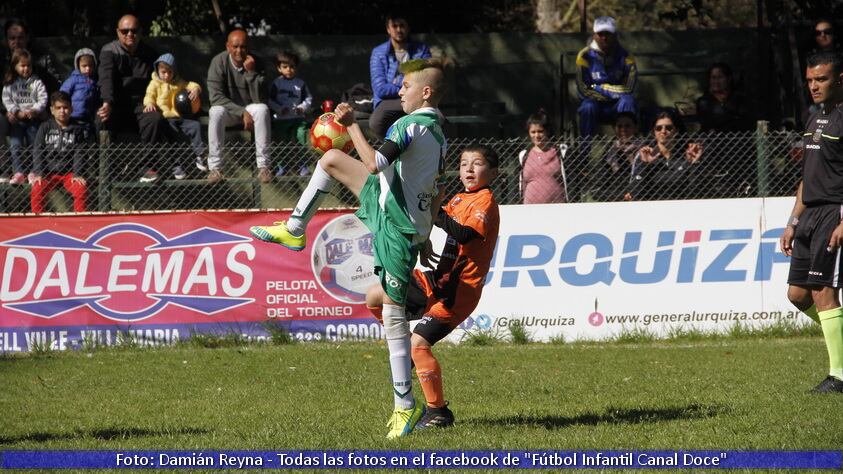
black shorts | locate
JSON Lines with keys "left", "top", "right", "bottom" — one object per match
{"left": 413, "top": 315, "right": 454, "bottom": 345}
{"left": 788, "top": 204, "right": 843, "bottom": 288}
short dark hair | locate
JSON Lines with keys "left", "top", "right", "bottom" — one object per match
{"left": 50, "top": 90, "right": 71, "bottom": 106}
{"left": 615, "top": 111, "right": 638, "bottom": 126}
{"left": 385, "top": 12, "right": 408, "bottom": 26}
{"left": 807, "top": 50, "right": 843, "bottom": 75}
{"left": 525, "top": 108, "right": 548, "bottom": 131}
{"left": 651, "top": 109, "right": 683, "bottom": 133}
{"left": 276, "top": 50, "right": 299, "bottom": 67}
{"left": 4, "top": 17, "right": 29, "bottom": 38}
{"left": 706, "top": 62, "right": 734, "bottom": 88}
{"left": 461, "top": 144, "right": 499, "bottom": 169}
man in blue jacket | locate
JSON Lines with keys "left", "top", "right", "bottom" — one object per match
{"left": 576, "top": 16, "right": 638, "bottom": 137}
{"left": 369, "top": 12, "right": 431, "bottom": 138}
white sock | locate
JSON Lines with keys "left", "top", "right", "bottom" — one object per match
{"left": 382, "top": 304, "right": 414, "bottom": 409}
{"left": 287, "top": 162, "right": 334, "bottom": 236}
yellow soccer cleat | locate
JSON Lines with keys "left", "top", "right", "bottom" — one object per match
{"left": 249, "top": 221, "right": 306, "bottom": 251}
{"left": 385, "top": 401, "right": 425, "bottom": 439}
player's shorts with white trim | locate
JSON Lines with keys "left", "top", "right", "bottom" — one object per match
{"left": 788, "top": 203, "right": 843, "bottom": 288}
{"left": 355, "top": 175, "right": 418, "bottom": 305}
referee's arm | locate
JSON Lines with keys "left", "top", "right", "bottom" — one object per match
{"left": 780, "top": 181, "right": 805, "bottom": 256}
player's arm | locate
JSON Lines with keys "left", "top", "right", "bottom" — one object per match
{"left": 780, "top": 180, "right": 805, "bottom": 256}
{"left": 435, "top": 209, "right": 480, "bottom": 244}
{"left": 334, "top": 102, "right": 380, "bottom": 173}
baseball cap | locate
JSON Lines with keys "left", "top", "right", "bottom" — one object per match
{"left": 594, "top": 16, "right": 617, "bottom": 34}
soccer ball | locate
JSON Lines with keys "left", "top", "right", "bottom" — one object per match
{"left": 312, "top": 214, "right": 377, "bottom": 304}
{"left": 173, "top": 89, "right": 200, "bottom": 117}
{"left": 310, "top": 112, "right": 354, "bottom": 155}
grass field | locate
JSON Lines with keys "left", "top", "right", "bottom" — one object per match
{"left": 1, "top": 333, "right": 841, "bottom": 471}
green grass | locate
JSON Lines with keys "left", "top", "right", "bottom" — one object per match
{"left": 1, "top": 335, "right": 840, "bottom": 459}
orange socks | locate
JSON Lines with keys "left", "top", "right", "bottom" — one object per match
{"left": 412, "top": 346, "right": 445, "bottom": 408}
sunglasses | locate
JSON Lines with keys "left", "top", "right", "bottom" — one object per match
{"left": 654, "top": 124, "right": 675, "bottom": 132}
{"left": 118, "top": 28, "right": 138, "bottom": 35}
{"left": 815, "top": 28, "right": 833, "bottom": 36}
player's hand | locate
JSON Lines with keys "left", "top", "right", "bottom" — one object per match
{"left": 188, "top": 87, "right": 201, "bottom": 101}
{"left": 242, "top": 111, "right": 254, "bottom": 131}
{"left": 638, "top": 146, "right": 656, "bottom": 163}
{"left": 143, "top": 104, "right": 156, "bottom": 113}
{"left": 334, "top": 102, "right": 356, "bottom": 127}
{"left": 827, "top": 222, "right": 843, "bottom": 253}
{"left": 243, "top": 55, "right": 256, "bottom": 72}
{"left": 6, "top": 111, "right": 16, "bottom": 124}
{"left": 97, "top": 102, "right": 111, "bottom": 121}
{"left": 780, "top": 225, "right": 795, "bottom": 256}
{"left": 686, "top": 142, "right": 703, "bottom": 163}
{"left": 71, "top": 176, "right": 87, "bottom": 186}
{"left": 419, "top": 239, "right": 440, "bottom": 269}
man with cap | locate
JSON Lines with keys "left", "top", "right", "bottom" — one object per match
{"left": 575, "top": 16, "right": 638, "bottom": 137}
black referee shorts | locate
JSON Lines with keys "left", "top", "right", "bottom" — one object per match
{"left": 788, "top": 203, "right": 843, "bottom": 288}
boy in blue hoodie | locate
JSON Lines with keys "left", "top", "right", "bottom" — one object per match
{"left": 60, "top": 48, "right": 100, "bottom": 140}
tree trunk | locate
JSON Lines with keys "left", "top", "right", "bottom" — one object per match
{"left": 536, "top": 0, "right": 566, "bottom": 33}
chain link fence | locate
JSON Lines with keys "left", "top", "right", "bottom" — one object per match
{"left": 0, "top": 130, "right": 804, "bottom": 214}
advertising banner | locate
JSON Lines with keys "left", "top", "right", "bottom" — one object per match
{"left": 0, "top": 211, "right": 382, "bottom": 352}
{"left": 456, "top": 197, "right": 800, "bottom": 342}
{"left": 0, "top": 197, "right": 806, "bottom": 351}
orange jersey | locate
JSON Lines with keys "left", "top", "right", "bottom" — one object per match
{"left": 415, "top": 187, "right": 499, "bottom": 324}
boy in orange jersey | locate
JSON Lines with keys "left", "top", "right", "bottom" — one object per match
{"left": 367, "top": 143, "right": 500, "bottom": 429}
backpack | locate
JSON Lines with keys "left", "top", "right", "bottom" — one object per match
{"left": 341, "top": 83, "right": 374, "bottom": 114}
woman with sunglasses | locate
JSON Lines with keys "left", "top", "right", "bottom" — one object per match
{"left": 627, "top": 110, "right": 703, "bottom": 201}
{"left": 810, "top": 19, "right": 838, "bottom": 56}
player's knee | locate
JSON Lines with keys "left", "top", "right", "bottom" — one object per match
{"left": 365, "top": 285, "right": 383, "bottom": 308}
{"left": 787, "top": 285, "right": 813, "bottom": 309}
{"left": 411, "top": 333, "right": 431, "bottom": 348}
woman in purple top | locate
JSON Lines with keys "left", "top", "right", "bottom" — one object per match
{"left": 518, "top": 110, "right": 567, "bottom": 204}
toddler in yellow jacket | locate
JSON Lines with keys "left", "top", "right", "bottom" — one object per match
{"left": 143, "top": 53, "right": 205, "bottom": 180}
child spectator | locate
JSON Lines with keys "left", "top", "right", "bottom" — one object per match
{"left": 268, "top": 50, "right": 312, "bottom": 146}
{"left": 60, "top": 48, "right": 100, "bottom": 140}
{"left": 592, "top": 111, "right": 640, "bottom": 201}
{"left": 142, "top": 53, "right": 204, "bottom": 181}
{"left": 519, "top": 109, "right": 567, "bottom": 204}
{"left": 2, "top": 49, "right": 48, "bottom": 184}
{"left": 30, "top": 91, "right": 92, "bottom": 213}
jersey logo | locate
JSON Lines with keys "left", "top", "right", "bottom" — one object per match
{"left": 474, "top": 211, "right": 488, "bottom": 224}
{"left": 813, "top": 128, "right": 823, "bottom": 143}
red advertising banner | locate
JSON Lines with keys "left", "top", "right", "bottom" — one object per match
{"left": 0, "top": 211, "right": 382, "bottom": 352}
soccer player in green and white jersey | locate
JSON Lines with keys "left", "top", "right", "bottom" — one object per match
{"left": 250, "top": 58, "right": 447, "bottom": 437}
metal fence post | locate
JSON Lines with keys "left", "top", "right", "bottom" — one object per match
{"left": 97, "top": 131, "right": 111, "bottom": 212}
{"left": 755, "top": 120, "right": 769, "bottom": 197}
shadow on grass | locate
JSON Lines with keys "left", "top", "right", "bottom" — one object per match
{"left": 469, "top": 403, "right": 729, "bottom": 429}
{"left": 0, "top": 426, "right": 211, "bottom": 445}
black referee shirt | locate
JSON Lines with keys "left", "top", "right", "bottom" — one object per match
{"left": 802, "top": 102, "right": 843, "bottom": 206}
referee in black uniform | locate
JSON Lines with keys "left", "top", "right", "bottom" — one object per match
{"left": 781, "top": 51, "right": 843, "bottom": 393}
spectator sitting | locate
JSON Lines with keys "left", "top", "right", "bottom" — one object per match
{"left": 2, "top": 49, "right": 47, "bottom": 185}
{"left": 809, "top": 18, "right": 839, "bottom": 56}
{"left": 269, "top": 50, "right": 312, "bottom": 146}
{"left": 207, "top": 28, "right": 272, "bottom": 183}
{"left": 30, "top": 91, "right": 92, "bottom": 213}
{"left": 3, "top": 18, "right": 62, "bottom": 94}
{"left": 628, "top": 111, "right": 703, "bottom": 201}
{"left": 60, "top": 48, "right": 100, "bottom": 141}
{"left": 369, "top": 12, "right": 431, "bottom": 138}
{"left": 98, "top": 14, "right": 170, "bottom": 181}
{"left": 576, "top": 16, "right": 637, "bottom": 137}
{"left": 143, "top": 53, "right": 204, "bottom": 182}
{"left": 592, "top": 111, "right": 640, "bottom": 201}
{"left": 695, "top": 62, "right": 752, "bottom": 133}
{"left": 518, "top": 109, "right": 567, "bottom": 204}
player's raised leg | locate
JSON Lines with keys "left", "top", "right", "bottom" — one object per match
{"left": 249, "top": 137, "right": 369, "bottom": 250}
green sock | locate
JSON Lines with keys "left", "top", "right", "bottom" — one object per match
{"left": 818, "top": 307, "right": 843, "bottom": 380}
{"left": 804, "top": 304, "right": 820, "bottom": 324}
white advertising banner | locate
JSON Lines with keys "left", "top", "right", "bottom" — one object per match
{"left": 429, "top": 197, "right": 805, "bottom": 342}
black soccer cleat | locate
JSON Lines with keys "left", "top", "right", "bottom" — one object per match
{"left": 811, "top": 375, "right": 843, "bottom": 394}
{"left": 415, "top": 403, "right": 455, "bottom": 430}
